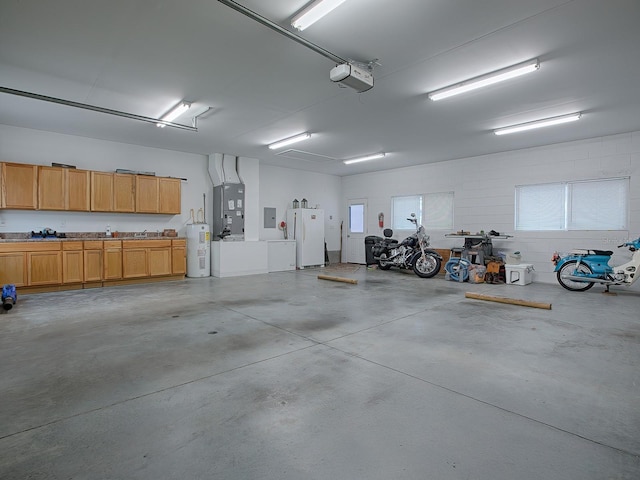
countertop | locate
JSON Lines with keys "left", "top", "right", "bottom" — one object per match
{"left": 0, "top": 233, "right": 184, "bottom": 242}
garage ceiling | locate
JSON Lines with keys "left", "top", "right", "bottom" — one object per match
{"left": 1, "top": 0, "right": 639, "bottom": 176}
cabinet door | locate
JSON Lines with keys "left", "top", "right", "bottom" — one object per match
{"left": 38, "top": 166, "right": 65, "bottom": 210}
{"left": 84, "top": 249, "right": 103, "bottom": 282}
{"left": 103, "top": 241, "right": 122, "bottom": 280}
{"left": 172, "top": 246, "right": 186, "bottom": 275}
{"left": 114, "top": 173, "right": 135, "bottom": 212}
{"left": 0, "top": 252, "right": 27, "bottom": 287}
{"left": 149, "top": 247, "right": 172, "bottom": 276}
{"left": 135, "top": 176, "right": 159, "bottom": 213}
{"left": 27, "top": 251, "right": 62, "bottom": 285}
{"left": 1, "top": 163, "right": 38, "bottom": 209}
{"left": 66, "top": 169, "right": 90, "bottom": 211}
{"left": 122, "top": 248, "right": 148, "bottom": 278}
{"left": 104, "top": 248, "right": 123, "bottom": 280}
{"left": 62, "top": 250, "right": 84, "bottom": 283}
{"left": 91, "top": 171, "right": 114, "bottom": 211}
{"left": 159, "top": 177, "right": 181, "bottom": 214}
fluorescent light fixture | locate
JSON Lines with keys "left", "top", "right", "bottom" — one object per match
{"left": 343, "top": 152, "right": 386, "bottom": 165}
{"left": 292, "top": 0, "right": 348, "bottom": 31}
{"left": 494, "top": 112, "right": 582, "bottom": 136}
{"left": 268, "top": 132, "right": 311, "bottom": 149}
{"left": 157, "top": 101, "right": 191, "bottom": 127}
{"left": 428, "top": 59, "right": 539, "bottom": 101}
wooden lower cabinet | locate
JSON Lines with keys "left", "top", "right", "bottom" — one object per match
{"left": 0, "top": 252, "right": 27, "bottom": 287}
{"left": 149, "top": 247, "right": 172, "bottom": 276}
{"left": 103, "top": 240, "right": 122, "bottom": 280}
{"left": 172, "top": 239, "right": 186, "bottom": 275}
{"left": 123, "top": 248, "right": 148, "bottom": 278}
{"left": 122, "top": 239, "right": 172, "bottom": 278}
{"left": 62, "top": 242, "right": 84, "bottom": 284}
{"left": 83, "top": 241, "right": 103, "bottom": 282}
{"left": 28, "top": 250, "right": 62, "bottom": 286}
{"left": 0, "top": 238, "right": 184, "bottom": 292}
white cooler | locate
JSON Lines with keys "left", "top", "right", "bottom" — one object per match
{"left": 505, "top": 264, "right": 534, "bottom": 285}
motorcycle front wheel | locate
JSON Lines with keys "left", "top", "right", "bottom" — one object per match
{"left": 413, "top": 254, "right": 441, "bottom": 278}
{"left": 557, "top": 260, "right": 595, "bottom": 292}
{"left": 377, "top": 253, "right": 392, "bottom": 270}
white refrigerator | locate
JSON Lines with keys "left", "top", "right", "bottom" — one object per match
{"left": 286, "top": 208, "right": 325, "bottom": 268}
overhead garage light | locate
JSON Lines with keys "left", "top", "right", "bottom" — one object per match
{"left": 343, "top": 152, "right": 386, "bottom": 165}
{"left": 268, "top": 132, "right": 312, "bottom": 149}
{"left": 494, "top": 112, "right": 582, "bottom": 135}
{"left": 292, "top": 0, "right": 348, "bottom": 31}
{"left": 157, "top": 101, "right": 191, "bottom": 127}
{"left": 428, "top": 59, "right": 540, "bottom": 101}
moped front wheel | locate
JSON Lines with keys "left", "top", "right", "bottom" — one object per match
{"left": 557, "top": 260, "right": 595, "bottom": 292}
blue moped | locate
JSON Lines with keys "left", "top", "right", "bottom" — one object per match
{"left": 552, "top": 237, "right": 640, "bottom": 292}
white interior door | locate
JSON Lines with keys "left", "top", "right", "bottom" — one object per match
{"left": 346, "top": 199, "right": 367, "bottom": 264}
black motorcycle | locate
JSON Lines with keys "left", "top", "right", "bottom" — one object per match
{"left": 372, "top": 214, "right": 442, "bottom": 278}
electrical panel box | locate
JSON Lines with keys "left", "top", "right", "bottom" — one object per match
{"left": 213, "top": 183, "right": 245, "bottom": 241}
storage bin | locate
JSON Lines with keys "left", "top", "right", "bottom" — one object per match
{"left": 498, "top": 251, "right": 522, "bottom": 264}
{"left": 505, "top": 264, "right": 534, "bottom": 285}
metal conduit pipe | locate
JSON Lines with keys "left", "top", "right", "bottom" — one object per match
{"left": 0, "top": 86, "right": 198, "bottom": 132}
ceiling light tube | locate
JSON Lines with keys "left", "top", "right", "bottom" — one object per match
{"left": 292, "top": 0, "right": 348, "bottom": 31}
{"left": 343, "top": 152, "right": 386, "bottom": 165}
{"left": 428, "top": 59, "right": 539, "bottom": 101}
{"left": 157, "top": 101, "right": 191, "bottom": 127}
{"left": 494, "top": 112, "right": 582, "bottom": 135}
{"left": 268, "top": 132, "right": 311, "bottom": 149}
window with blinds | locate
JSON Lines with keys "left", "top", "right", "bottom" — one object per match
{"left": 516, "top": 177, "right": 629, "bottom": 231}
{"left": 392, "top": 192, "right": 454, "bottom": 230}
{"left": 392, "top": 195, "right": 422, "bottom": 230}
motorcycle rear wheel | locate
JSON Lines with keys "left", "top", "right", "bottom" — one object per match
{"left": 557, "top": 260, "right": 595, "bottom": 291}
{"left": 377, "top": 253, "right": 392, "bottom": 270}
{"left": 413, "top": 254, "right": 441, "bottom": 278}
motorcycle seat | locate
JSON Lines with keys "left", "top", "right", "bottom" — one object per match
{"left": 570, "top": 249, "right": 613, "bottom": 256}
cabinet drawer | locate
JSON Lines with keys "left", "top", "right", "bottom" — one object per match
{"left": 122, "top": 239, "right": 171, "bottom": 249}
{"left": 172, "top": 238, "right": 186, "bottom": 247}
{"left": 84, "top": 241, "right": 104, "bottom": 250}
{"left": 62, "top": 241, "right": 83, "bottom": 250}
{"left": 103, "top": 240, "right": 122, "bottom": 249}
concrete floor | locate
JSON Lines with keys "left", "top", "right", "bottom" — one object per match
{"left": 1, "top": 265, "right": 639, "bottom": 479}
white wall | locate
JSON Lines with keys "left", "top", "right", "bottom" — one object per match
{"left": 341, "top": 131, "right": 640, "bottom": 284}
{"left": 258, "top": 164, "right": 342, "bottom": 251}
{"left": 0, "top": 124, "right": 210, "bottom": 236}
{"left": 0, "top": 125, "right": 342, "bottom": 252}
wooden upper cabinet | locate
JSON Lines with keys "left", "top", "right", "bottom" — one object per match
{"left": 1, "top": 162, "right": 38, "bottom": 209}
{"left": 2, "top": 162, "right": 180, "bottom": 214}
{"left": 114, "top": 173, "right": 135, "bottom": 212}
{"left": 91, "top": 171, "right": 113, "bottom": 212}
{"left": 38, "top": 166, "right": 65, "bottom": 210}
{"left": 159, "top": 177, "right": 181, "bottom": 214}
{"left": 39, "top": 166, "right": 90, "bottom": 211}
{"left": 136, "top": 175, "right": 159, "bottom": 213}
{"left": 66, "top": 169, "right": 90, "bottom": 211}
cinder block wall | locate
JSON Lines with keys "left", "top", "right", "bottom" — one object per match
{"left": 341, "top": 131, "right": 640, "bottom": 284}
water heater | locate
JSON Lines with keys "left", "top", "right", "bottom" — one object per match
{"left": 186, "top": 223, "right": 211, "bottom": 277}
